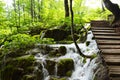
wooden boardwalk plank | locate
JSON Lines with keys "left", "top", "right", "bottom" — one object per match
{"left": 92, "top": 30, "right": 115, "bottom": 32}
{"left": 101, "top": 49, "right": 120, "bottom": 54}
{"left": 91, "top": 27, "right": 114, "bottom": 30}
{"left": 99, "top": 45, "right": 120, "bottom": 49}
{"left": 93, "top": 32, "right": 120, "bottom": 36}
{"left": 95, "top": 35, "right": 120, "bottom": 40}
{"left": 97, "top": 40, "right": 120, "bottom": 45}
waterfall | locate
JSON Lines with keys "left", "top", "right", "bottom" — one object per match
{"left": 35, "top": 31, "right": 99, "bottom": 80}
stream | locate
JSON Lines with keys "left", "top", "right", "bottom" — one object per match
{"left": 35, "top": 31, "right": 99, "bottom": 80}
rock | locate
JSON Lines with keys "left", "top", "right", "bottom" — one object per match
{"left": 0, "top": 55, "right": 35, "bottom": 80}
{"left": 42, "top": 29, "right": 68, "bottom": 41}
{"left": 22, "top": 75, "right": 35, "bottom": 80}
{"left": 86, "top": 41, "right": 90, "bottom": 46}
{"left": 57, "top": 58, "right": 74, "bottom": 77}
{"left": 58, "top": 46, "right": 67, "bottom": 55}
{"left": 49, "top": 77, "right": 68, "bottom": 80}
{"left": 45, "top": 60, "right": 56, "bottom": 75}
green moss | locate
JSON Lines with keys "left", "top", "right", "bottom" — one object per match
{"left": 66, "top": 71, "right": 72, "bottom": 77}
{"left": 0, "top": 55, "right": 35, "bottom": 80}
{"left": 86, "top": 41, "right": 90, "bottom": 46}
{"left": 22, "top": 75, "right": 35, "bottom": 80}
{"left": 58, "top": 46, "right": 66, "bottom": 55}
{"left": 57, "top": 58, "right": 74, "bottom": 76}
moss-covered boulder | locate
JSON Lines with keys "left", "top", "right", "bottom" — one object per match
{"left": 22, "top": 75, "right": 35, "bottom": 80}
{"left": 58, "top": 46, "right": 67, "bottom": 55}
{"left": 0, "top": 55, "right": 35, "bottom": 80}
{"left": 49, "top": 77, "right": 68, "bottom": 80}
{"left": 45, "top": 60, "right": 56, "bottom": 75}
{"left": 42, "top": 29, "right": 68, "bottom": 41}
{"left": 57, "top": 58, "right": 74, "bottom": 77}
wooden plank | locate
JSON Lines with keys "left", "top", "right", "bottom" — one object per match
{"left": 101, "top": 49, "right": 120, "bottom": 54}
{"left": 93, "top": 32, "right": 120, "bottom": 36}
{"left": 95, "top": 35, "right": 120, "bottom": 40}
{"left": 97, "top": 40, "right": 120, "bottom": 45}
{"left": 103, "top": 55, "right": 120, "bottom": 65}
{"left": 99, "top": 45, "right": 120, "bottom": 49}
{"left": 92, "top": 30, "right": 115, "bottom": 32}
{"left": 110, "top": 77, "right": 120, "bottom": 80}
{"left": 91, "top": 27, "right": 114, "bottom": 30}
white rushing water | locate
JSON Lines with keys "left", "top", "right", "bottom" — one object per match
{"left": 35, "top": 30, "right": 99, "bottom": 80}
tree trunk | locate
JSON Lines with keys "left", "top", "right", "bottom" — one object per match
{"left": 18, "top": 0, "right": 20, "bottom": 30}
{"left": 30, "top": 0, "right": 34, "bottom": 23}
{"left": 37, "top": 0, "right": 41, "bottom": 21}
{"left": 70, "top": 0, "right": 93, "bottom": 59}
{"left": 13, "top": 0, "right": 17, "bottom": 26}
{"left": 103, "top": 0, "right": 120, "bottom": 27}
{"left": 64, "top": 0, "right": 69, "bottom": 18}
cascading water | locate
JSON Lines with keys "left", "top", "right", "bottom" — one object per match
{"left": 35, "top": 30, "right": 99, "bottom": 80}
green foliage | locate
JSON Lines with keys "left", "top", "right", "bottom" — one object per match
{"left": 3, "top": 34, "right": 35, "bottom": 52}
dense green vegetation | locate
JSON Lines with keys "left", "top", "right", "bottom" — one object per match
{"left": 0, "top": 0, "right": 111, "bottom": 49}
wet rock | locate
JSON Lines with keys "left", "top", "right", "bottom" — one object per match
{"left": 57, "top": 58, "right": 74, "bottom": 77}
{"left": 58, "top": 46, "right": 67, "bottom": 55}
{"left": 86, "top": 41, "right": 90, "bottom": 46}
{"left": 45, "top": 60, "right": 56, "bottom": 75}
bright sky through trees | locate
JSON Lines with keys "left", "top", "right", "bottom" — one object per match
{"left": 3, "top": 0, "right": 120, "bottom": 8}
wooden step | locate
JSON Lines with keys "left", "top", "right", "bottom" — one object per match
{"left": 91, "top": 27, "right": 114, "bottom": 30}
{"left": 93, "top": 32, "right": 120, "bottom": 36}
{"left": 92, "top": 30, "right": 115, "bottom": 33}
{"left": 110, "top": 77, "right": 120, "bottom": 80}
{"left": 99, "top": 45, "right": 120, "bottom": 49}
{"left": 101, "top": 49, "right": 120, "bottom": 55}
{"left": 95, "top": 35, "right": 120, "bottom": 40}
{"left": 109, "top": 66, "right": 120, "bottom": 77}
{"left": 103, "top": 55, "right": 120, "bottom": 65}
{"left": 97, "top": 40, "right": 120, "bottom": 45}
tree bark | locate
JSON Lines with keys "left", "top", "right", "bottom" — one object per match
{"left": 64, "top": 0, "right": 69, "bottom": 18}
{"left": 103, "top": 0, "right": 120, "bottom": 27}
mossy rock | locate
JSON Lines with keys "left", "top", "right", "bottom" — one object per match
{"left": 22, "top": 75, "right": 35, "bottom": 80}
{"left": 42, "top": 29, "right": 68, "bottom": 41}
{"left": 57, "top": 58, "right": 74, "bottom": 77}
{"left": 49, "top": 77, "right": 68, "bottom": 80}
{"left": 45, "top": 60, "right": 56, "bottom": 75}
{"left": 0, "top": 55, "right": 35, "bottom": 80}
{"left": 29, "top": 27, "right": 46, "bottom": 35}
{"left": 58, "top": 46, "right": 67, "bottom": 55}
{"left": 48, "top": 49, "right": 61, "bottom": 57}
{"left": 86, "top": 41, "right": 90, "bottom": 46}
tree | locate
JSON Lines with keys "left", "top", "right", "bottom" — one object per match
{"left": 103, "top": 0, "right": 120, "bottom": 27}
{"left": 70, "top": 0, "right": 93, "bottom": 59}
{"left": 64, "top": 0, "right": 69, "bottom": 18}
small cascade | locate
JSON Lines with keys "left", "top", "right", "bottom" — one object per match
{"left": 34, "top": 31, "right": 99, "bottom": 80}
{"left": 40, "top": 31, "right": 46, "bottom": 39}
{"left": 41, "top": 62, "right": 49, "bottom": 80}
{"left": 54, "top": 63, "right": 58, "bottom": 77}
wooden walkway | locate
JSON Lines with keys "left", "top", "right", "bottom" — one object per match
{"left": 91, "top": 21, "right": 120, "bottom": 80}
